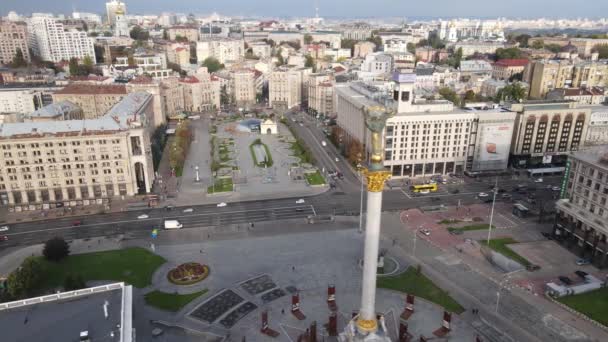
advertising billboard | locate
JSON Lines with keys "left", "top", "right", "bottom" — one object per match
{"left": 478, "top": 124, "right": 512, "bottom": 162}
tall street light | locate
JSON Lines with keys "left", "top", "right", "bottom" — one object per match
{"left": 486, "top": 177, "right": 499, "bottom": 246}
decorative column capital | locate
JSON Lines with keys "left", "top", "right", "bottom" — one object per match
{"left": 360, "top": 168, "right": 391, "bottom": 192}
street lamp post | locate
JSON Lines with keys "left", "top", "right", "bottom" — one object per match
{"left": 486, "top": 177, "right": 499, "bottom": 246}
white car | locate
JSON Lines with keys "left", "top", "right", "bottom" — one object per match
{"left": 137, "top": 214, "right": 149, "bottom": 219}
{"left": 534, "top": 178, "right": 543, "bottom": 183}
{"left": 295, "top": 199, "right": 305, "bottom": 204}
{"left": 217, "top": 202, "right": 227, "bottom": 207}
{"left": 552, "top": 186, "right": 561, "bottom": 191}
{"left": 0, "top": 226, "right": 8, "bottom": 232}
{"left": 183, "top": 208, "right": 194, "bottom": 213}
{"left": 478, "top": 192, "right": 489, "bottom": 198}
{"left": 420, "top": 229, "right": 431, "bottom": 236}
{"left": 321, "top": 141, "right": 327, "bottom": 147}
{"left": 335, "top": 157, "right": 340, "bottom": 162}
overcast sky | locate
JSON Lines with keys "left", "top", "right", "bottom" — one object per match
{"left": 1, "top": 0, "right": 607, "bottom": 19}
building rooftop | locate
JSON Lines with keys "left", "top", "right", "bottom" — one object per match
{"left": 54, "top": 83, "right": 127, "bottom": 95}
{"left": 27, "top": 100, "right": 80, "bottom": 119}
{"left": 494, "top": 59, "right": 529, "bottom": 67}
{"left": 571, "top": 147, "right": 608, "bottom": 173}
{"left": 0, "top": 92, "right": 151, "bottom": 138}
{"left": 0, "top": 283, "right": 132, "bottom": 342}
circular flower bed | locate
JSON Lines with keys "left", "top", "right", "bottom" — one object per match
{"left": 167, "top": 262, "right": 210, "bottom": 285}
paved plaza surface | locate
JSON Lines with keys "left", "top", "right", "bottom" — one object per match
{"left": 139, "top": 229, "right": 479, "bottom": 342}
{"left": 176, "top": 117, "right": 326, "bottom": 206}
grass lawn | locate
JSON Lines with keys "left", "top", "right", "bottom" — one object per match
{"left": 37, "top": 247, "right": 166, "bottom": 290}
{"left": 438, "top": 219, "right": 462, "bottom": 225}
{"left": 377, "top": 268, "right": 464, "bottom": 313}
{"left": 480, "top": 238, "right": 530, "bottom": 266}
{"left": 207, "top": 178, "right": 233, "bottom": 193}
{"left": 447, "top": 224, "right": 494, "bottom": 233}
{"left": 145, "top": 289, "right": 208, "bottom": 312}
{"left": 305, "top": 171, "right": 325, "bottom": 185}
{"left": 557, "top": 287, "right": 608, "bottom": 326}
{"left": 289, "top": 141, "right": 314, "bottom": 164}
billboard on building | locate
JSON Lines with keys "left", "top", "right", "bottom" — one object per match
{"left": 479, "top": 124, "right": 512, "bottom": 161}
{"left": 473, "top": 122, "right": 513, "bottom": 171}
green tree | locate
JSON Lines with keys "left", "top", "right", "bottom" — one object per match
{"left": 545, "top": 44, "right": 562, "bottom": 53}
{"left": 303, "top": 34, "right": 313, "bottom": 44}
{"left": 43, "top": 237, "right": 70, "bottom": 262}
{"left": 63, "top": 274, "right": 86, "bottom": 291}
{"left": 202, "top": 57, "right": 223, "bottom": 72}
{"left": 220, "top": 85, "right": 230, "bottom": 105}
{"left": 366, "top": 35, "right": 382, "bottom": 48}
{"left": 464, "top": 90, "right": 476, "bottom": 102}
{"left": 162, "top": 29, "right": 169, "bottom": 40}
{"left": 341, "top": 39, "right": 357, "bottom": 50}
{"left": 438, "top": 87, "right": 461, "bottom": 107}
{"left": 531, "top": 39, "right": 544, "bottom": 50}
{"left": 495, "top": 47, "right": 523, "bottom": 60}
{"left": 129, "top": 26, "right": 149, "bottom": 41}
{"left": 6, "top": 256, "right": 43, "bottom": 299}
{"left": 454, "top": 47, "right": 463, "bottom": 69}
{"left": 497, "top": 83, "right": 528, "bottom": 103}
{"left": 513, "top": 34, "right": 531, "bottom": 48}
{"left": 275, "top": 49, "right": 285, "bottom": 67}
{"left": 592, "top": 44, "right": 608, "bottom": 59}
{"left": 11, "top": 48, "right": 28, "bottom": 68}
{"left": 68, "top": 57, "right": 79, "bottom": 75}
{"left": 406, "top": 42, "right": 416, "bottom": 54}
{"left": 304, "top": 54, "right": 315, "bottom": 69}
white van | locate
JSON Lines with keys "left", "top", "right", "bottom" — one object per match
{"left": 164, "top": 220, "right": 183, "bottom": 229}
{"left": 321, "top": 141, "right": 327, "bottom": 147}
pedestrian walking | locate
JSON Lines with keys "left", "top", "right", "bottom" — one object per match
{"left": 292, "top": 266, "right": 295, "bottom": 272}
{"left": 281, "top": 309, "right": 285, "bottom": 314}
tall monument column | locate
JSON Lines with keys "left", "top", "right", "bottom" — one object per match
{"left": 341, "top": 105, "right": 394, "bottom": 342}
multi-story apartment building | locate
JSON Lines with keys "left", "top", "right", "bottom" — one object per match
{"left": 114, "top": 53, "right": 172, "bottom": 79}
{"left": 0, "top": 88, "right": 56, "bottom": 115}
{"left": 52, "top": 84, "right": 127, "bottom": 119}
{"left": 0, "top": 92, "right": 155, "bottom": 206}
{"left": 28, "top": 16, "right": 96, "bottom": 63}
{"left": 509, "top": 101, "right": 590, "bottom": 167}
{"left": 196, "top": 38, "right": 245, "bottom": 65}
{"left": 167, "top": 25, "right": 199, "bottom": 42}
{"left": 439, "top": 19, "right": 505, "bottom": 42}
{"left": 584, "top": 110, "right": 608, "bottom": 146}
{"left": 336, "top": 74, "right": 514, "bottom": 178}
{"left": 554, "top": 148, "right": 608, "bottom": 268}
{"left": 527, "top": 60, "right": 608, "bottom": 99}
{"left": 547, "top": 87, "right": 607, "bottom": 105}
{"left": 341, "top": 23, "right": 373, "bottom": 41}
{"left": 232, "top": 68, "right": 257, "bottom": 109}
{"left": 383, "top": 39, "right": 411, "bottom": 55}
{"left": 307, "top": 73, "right": 334, "bottom": 117}
{"left": 23, "top": 100, "right": 83, "bottom": 122}
{"left": 105, "top": 0, "right": 126, "bottom": 26}
{"left": 528, "top": 37, "right": 608, "bottom": 57}
{"left": 492, "top": 59, "right": 529, "bottom": 80}
{"left": 0, "top": 20, "right": 30, "bottom": 65}
{"left": 269, "top": 66, "right": 312, "bottom": 110}
{"left": 353, "top": 41, "right": 375, "bottom": 58}
{"left": 360, "top": 53, "right": 393, "bottom": 74}
{"left": 249, "top": 42, "right": 271, "bottom": 59}
{"left": 452, "top": 41, "right": 509, "bottom": 58}
{"left": 165, "top": 43, "right": 191, "bottom": 68}
{"left": 415, "top": 47, "right": 448, "bottom": 63}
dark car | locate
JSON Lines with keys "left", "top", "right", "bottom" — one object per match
{"left": 575, "top": 270, "right": 588, "bottom": 279}
{"left": 497, "top": 188, "right": 506, "bottom": 193}
{"left": 72, "top": 220, "right": 82, "bottom": 226}
{"left": 541, "top": 232, "right": 553, "bottom": 240}
{"left": 526, "top": 264, "right": 541, "bottom": 271}
{"left": 558, "top": 276, "right": 573, "bottom": 285}
{"left": 164, "top": 205, "right": 174, "bottom": 211}
{"left": 0, "top": 235, "right": 8, "bottom": 241}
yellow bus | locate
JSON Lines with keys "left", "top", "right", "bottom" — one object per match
{"left": 411, "top": 184, "right": 438, "bottom": 193}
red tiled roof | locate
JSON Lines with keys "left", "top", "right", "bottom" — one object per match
{"left": 129, "top": 75, "right": 154, "bottom": 84}
{"left": 494, "top": 59, "right": 529, "bottom": 68}
{"left": 54, "top": 83, "right": 127, "bottom": 95}
{"left": 333, "top": 66, "right": 345, "bottom": 73}
{"left": 179, "top": 76, "right": 200, "bottom": 84}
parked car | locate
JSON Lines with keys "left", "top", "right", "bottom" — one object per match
{"left": 137, "top": 214, "right": 149, "bottom": 219}
{"left": 164, "top": 205, "right": 174, "bottom": 211}
{"left": 575, "top": 270, "right": 588, "bottom": 279}
{"left": 420, "top": 228, "right": 431, "bottom": 236}
{"left": 217, "top": 202, "right": 227, "bottom": 207}
{"left": 182, "top": 208, "right": 194, "bottom": 213}
{"left": 0, "top": 226, "right": 9, "bottom": 232}
{"left": 558, "top": 276, "right": 573, "bottom": 285}
{"left": 576, "top": 258, "right": 591, "bottom": 266}
{"left": 296, "top": 199, "right": 305, "bottom": 204}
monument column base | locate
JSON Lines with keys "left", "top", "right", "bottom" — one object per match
{"left": 339, "top": 316, "right": 391, "bottom": 342}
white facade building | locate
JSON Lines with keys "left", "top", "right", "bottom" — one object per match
{"left": 439, "top": 19, "right": 505, "bottom": 42}
{"left": 28, "top": 16, "right": 96, "bottom": 63}
{"left": 196, "top": 38, "right": 245, "bottom": 65}
{"left": 114, "top": 9, "right": 129, "bottom": 37}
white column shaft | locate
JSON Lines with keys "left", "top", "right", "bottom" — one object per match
{"left": 360, "top": 191, "right": 382, "bottom": 321}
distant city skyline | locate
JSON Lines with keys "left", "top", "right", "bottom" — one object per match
{"left": 1, "top": 0, "right": 608, "bottom": 19}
